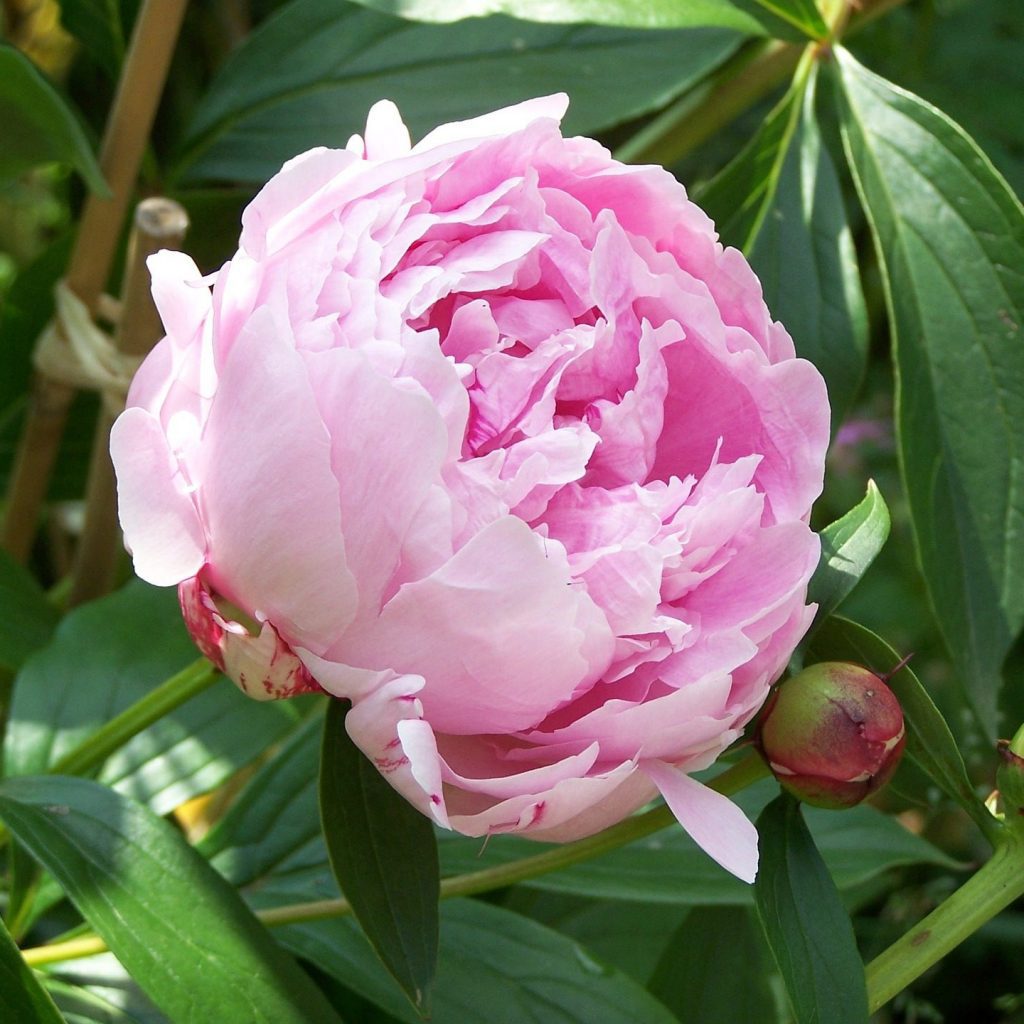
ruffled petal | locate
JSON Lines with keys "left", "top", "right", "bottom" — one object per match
{"left": 345, "top": 516, "right": 613, "bottom": 734}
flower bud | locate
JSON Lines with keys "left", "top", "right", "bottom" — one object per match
{"left": 757, "top": 661, "right": 906, "bottom": 809}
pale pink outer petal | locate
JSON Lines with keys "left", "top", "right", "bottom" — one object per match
{"left": 344, "top": 516, "right": 614, "bottom": 735}
{"left": 239, "top": 147, "right": 359, "bottom": 261}
{"left": 363, "top": 99, "right": 412, "bottom": 159}
{"left": 147, "top": 251, "right": 211, "bottom": 343}
{"left": 194, "top": 307, "right": 357, "bottom": 654}
{"left": 413, "top": 94, "right": 570, "bottom": 152}
{"left": 110, "top": 408, "right": 205, "bottom": 587}
{"left": 644, "top": 760, "right": 759, "bottom": 883}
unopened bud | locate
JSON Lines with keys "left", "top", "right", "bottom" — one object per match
{"left": 756, "top": 661, "right": 906, "bottom": 809}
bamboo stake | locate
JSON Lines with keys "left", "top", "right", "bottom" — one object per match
{"left": 1, "top": 0, "right": 190, "bottom": 562}
{"left": 67, "top": 198, "right": 188, "bottom": 607}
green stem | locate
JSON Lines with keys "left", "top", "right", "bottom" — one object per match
{"left": 21, "top": 752, "right": 771, "bottom": 964}
{"left": 0, "top": 658, "right": 218, "bottom": 852}
{"left": 615, "top": 0, "right": 909, "bottom": 170}
{"left": 866, "top": 830, "right": 1024, "bottom": 1012}
{"left": 50, "top": 657, "right": 218, "bottom": 776}
{"left": 615, "top": 39, "right": 801, "bottom": 168}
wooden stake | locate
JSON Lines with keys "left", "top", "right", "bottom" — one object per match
{"left": 1, "top": 0, "right": 189, "bottom": 562}
{"left": 68, "top": 198, "right": 189, "bottom": 607}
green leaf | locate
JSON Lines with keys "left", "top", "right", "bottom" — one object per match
{"left": 0, "top": 776, "right": 344, "bottom": 1024}
{"left": 806, "top": 616, "right": 988, "bottom": 831}
{"left": 0, "top": 45, "right": 107, "bottom": 192}
{"left": 523, "top": 895, "right": 685, "bottom": 985}
{"left": 0, "top": 909, "right": 64, "bottom": 1023}
{"left": 0, "top": 548, "right": 58, "bottom": 672}
{"left": 5, "top": 581, "right": 299, "bottom": 812}
{"left": 695, "top": 84, "right": 803, "bottom": 250}
{"left": 319, "top": 697, "right": 439, "bottom": 1013}
{"left": 174, "top": 0, "right": 740, "bottom": 183}
{"left": 200, "top": 711, "right": 324, "bottom": 882}
{"left": 648, "top": 907, "right": 776, "bottom": 1023}
{"left": 277, "top": 899, "right": 679, "bottom": 1024}
{"left": 58, "top": 0, "right": 129, "bottom": 78}
{"left": 754, "top": 794, "right": 869, "bottom": 1024}
{"left": 833, "top": 47, "right": 1024, "bottom": 736}
{"left": 806, "top": 481, "right": 891, "bottom": 635}
{"left": 698, "top": 65, "right": 868, "bottom": 426}
{"left": 340, "top": 0, "right": 826, "bottom": 39}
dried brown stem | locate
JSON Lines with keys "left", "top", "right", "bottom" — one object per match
{"left": 68, "top": 199, "right": 189, "bottom": 607}
{"left": 2, "top": 0, "right": 189, "bottom": 562}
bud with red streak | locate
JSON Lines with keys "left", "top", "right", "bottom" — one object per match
{"left": 756, "top": 661, "right": 906, "bottom": 809}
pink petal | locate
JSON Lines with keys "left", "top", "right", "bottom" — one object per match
{"left": 194, "top": 306, "right": 357, "bottom": 653}
{"left": 414, "top": 94, "right": 569, "bottom": 152}
{"left": 652, "top": 340, "right": 829, "bottom": 524}
{"left": 363, "top": 99, "right": 412, "bottom": 159}
{"left": 147, "top": 251, "right": 211, "bottom": 344}
{"left": 110, "top": 408, "right": 205, "bottom": 587}
{"left": 645, "top": 760, "right": 758, "bottom": 883}
{"left": 299, "top": 346, "right": 449, "bottom": 629}
{"left": 446, "top": 758, "right": 640, "bottom": 839}
{"left": 345, "top": 516, "right": 613, "bottom": 734}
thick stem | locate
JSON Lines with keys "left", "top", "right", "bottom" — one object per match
{"left": 866, "top": 831, "right": 1024, "bottom": 1012}
{"left": 615, "top": 40, "right": 801, "bottom": 168}
{"left": 20, "top": 752, "right": 771, "bottom": 965}
{"left": 51, "top": 658, "right": 217, "bottom": 776}
{"left": 614, "top": 0, "right": 909, "bottom": 170}
{"left": 0, "top": 658, "right": 218, "bottom": 856}
{"left": 1, "top": 0, "right": 190, "bottom": 562}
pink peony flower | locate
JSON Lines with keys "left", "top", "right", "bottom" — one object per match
{"left": 111, "top": 95, "right": 829, "bottom": 882}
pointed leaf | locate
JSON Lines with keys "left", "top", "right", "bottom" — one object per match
{"left": 175, "top": 0, "right": 739, "bottom": 183}
{"left": 319, "top": 698, "right": 439, "bottom": 1012}
{"left": 833, "top": 47, "right": 1024, "bottom": 736}
{"left": 696, "top": 84, "right": 803, "bottom": 249}
{"left": 699, "top": 66, "right": 868, "bottom": 425}
{"left": 0, "top": 45, "right": 107, "bottom": 192}
{"left": 0, "top": 910, "right": 64, "bottom": 1023}
{"left": 806, "top": 481, "right": 891, "bottom": 635}
{"left": 58, "top": 0, "right": 128, "bottom": 79}
{"left": 0, "top": 776, "right": 344, "bottom": 1024}
{"left": 806, "top": 615, "right": 988, "bottom": 831}
{"left": 754, "top": 794, "right": 869, "bottom": 1024}
{"left": 648, "top": 906, "right": 775, "bottom": 1023}
{"left": 276, "top": 898, "right": 678, "bottom": 1024}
